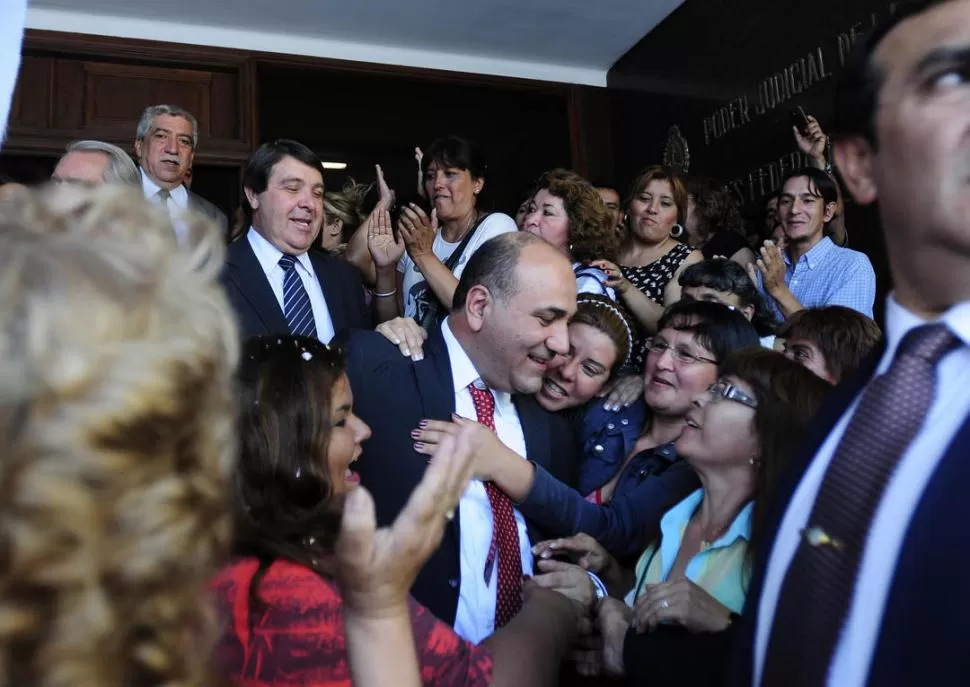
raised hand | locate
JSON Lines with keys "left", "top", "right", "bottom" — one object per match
{"left": 374, "top": 164, "right": 396, "bottom": 212}
{"left": 755, "top": 240, "right": 787, "bottom": 294}
{"left": 415, "top": 147, "right": 426, "bottom": 199}
{"left": 366, "top": 207, "right": 405, "bottom": 268}
{"left": 793, "top": 115, "right": 828, "bottom": 165}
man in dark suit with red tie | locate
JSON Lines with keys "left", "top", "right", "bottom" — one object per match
{"left": 731, "top": 2, "right": 970, "bottom": 685}
{"left": 340, "top": 231, "right": 584, "bottom": 643}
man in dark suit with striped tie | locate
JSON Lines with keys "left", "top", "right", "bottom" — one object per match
{"left": 730, "top": 2, "right": 970, "bottom": 685}
{"left": 220, "top": 139, "right": 370, "bottom": 342}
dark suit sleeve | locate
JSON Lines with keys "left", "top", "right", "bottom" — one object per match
{"left": 518, "top": 461, "right": 698, "bottom": 559}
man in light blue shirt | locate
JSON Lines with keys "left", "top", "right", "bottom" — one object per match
{"left": 752, "top": 167, "right": 875, "bottom": 321}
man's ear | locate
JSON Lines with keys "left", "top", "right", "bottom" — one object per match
{"left": 464, "top": 284, "right": 491, "bottom": 332}
{"left": 834, "top": 137, "right": 878, "bottom": 205}
{"left": 244, "top": 187, "right": 259, "bottom": 213}
{"left": 823, "top": 201, "right": 839, "bottom": 224}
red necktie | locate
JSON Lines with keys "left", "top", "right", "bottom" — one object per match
{"left": 468, "top": 382, "right": 523, "bottom": 627}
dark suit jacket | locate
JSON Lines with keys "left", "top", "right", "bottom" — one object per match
{"left": 341, "top": 326, "right": 580, "bottom": 625}
{"left": 728, "top": 340, "right": 970, "bottom": 686}
{"left": 220, "top": 234, "right": 370, "bottom": 341}
{"left": 188, "top": 190, "right": 229, "bottom": 237}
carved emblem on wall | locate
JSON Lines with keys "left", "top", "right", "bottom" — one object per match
{"left": 663, "top": 125, "right": 690, "bottom": 176}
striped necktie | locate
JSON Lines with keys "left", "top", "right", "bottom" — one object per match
{"left": 278, "top": 254, "right": 317, "bottom": 339}
{"left": 762, "top": 323, "right": 961, "bottom": 685}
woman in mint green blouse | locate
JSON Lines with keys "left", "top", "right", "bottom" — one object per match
{"left": 534, "top": 348, "right": 829, "bottom": 682}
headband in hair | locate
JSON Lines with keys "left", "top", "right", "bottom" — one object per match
{"left": 576, "top": 296, "right": 634, "bottom": 367}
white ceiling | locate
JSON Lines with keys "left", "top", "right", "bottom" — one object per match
{"left": 26, "top": 0, "right": 684, "bottom": 86}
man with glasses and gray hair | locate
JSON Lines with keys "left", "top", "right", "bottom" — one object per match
{"left": 134, "top": 103, "right": 228, "bottom": 236}
{"left": 51, "top": 139, "right": 140, "bottom": 187}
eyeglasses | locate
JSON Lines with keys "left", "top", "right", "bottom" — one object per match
{"left": 707, "top": 380, "right": 758, "bottom": 409}
{"left": 648, "top": 339, "right": 718, "bottom": 366}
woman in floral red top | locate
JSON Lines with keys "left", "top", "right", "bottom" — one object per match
{"left": 210, "top": 336, "right": 493, "bottom": 687}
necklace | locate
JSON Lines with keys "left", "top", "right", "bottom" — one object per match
{"left": 691, "top": 511, "right": 732, "bottom": 551}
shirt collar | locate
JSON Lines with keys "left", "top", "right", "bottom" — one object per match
{"left": 440, "top": 318, "right": 514, "bottom": 411}
{"left": 247, "top": 227, "right": 313, "bottom": 276}
{"left": 882, "top": 294, "right": 970, "bottom": 361}
{"left": 140, "top": 167, "right": 189, "bottom": 207}
{"left": 659, "top": 488, "right": 754, "bottom": 564}
{"left": 784, "top": 235, "right": 835, "bottom": 270}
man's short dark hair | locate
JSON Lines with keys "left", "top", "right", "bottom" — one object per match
{"left": 242, "top": 140, "right": 324, "bottom": 219}
{"left": 833, "top": 1, "right": 944, "bottom": 146}
{"left": 780, "top": 167, "right": 839, "bottom": 207}
{"left": 452, "top": 232, "right": 543, "bottom": 312}
{"left": 781, "top": 306, "right": 883, "bottom": 382}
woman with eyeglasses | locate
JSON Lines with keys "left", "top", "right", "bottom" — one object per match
{"left": 410, "top": 301, "right": 760, "bottom": 560}
{"left": 555, "top": 349, "right": 828, "bottom": 684}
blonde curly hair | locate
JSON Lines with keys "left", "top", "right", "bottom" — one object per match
{"left": 0, "top": 185, "right": 239, "bottom": 687}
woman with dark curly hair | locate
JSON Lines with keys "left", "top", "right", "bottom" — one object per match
{"left": 522, "top": 168, "right": 620, "bottom": 298}
{"left": 685, "top": 177, "right": 756, "bottom": 267}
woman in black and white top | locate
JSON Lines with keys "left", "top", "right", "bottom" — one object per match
{"left": 394, "top": 136, "right": 517, "bottom": 325}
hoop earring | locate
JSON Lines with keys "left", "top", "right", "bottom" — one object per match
{"left": 670, "top": 223, "right": 685, "bottom": 239}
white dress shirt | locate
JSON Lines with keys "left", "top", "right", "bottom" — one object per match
{"left": 141, "top": 168, "right": 189, "bottom": 214}
{"left": 247, "top": 227, "right": 336, "bottom": 344}
{"left": 142, "top": 168, "right": 191, "bottom": 242}
{"left": 754, "top": 295, "right": 970, "bottom": 686}
{"left": 441, "top": 319, "right": 533, "bottom": 644}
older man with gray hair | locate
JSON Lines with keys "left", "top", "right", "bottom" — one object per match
{"left": 134, "top": 103, "right": 228, "bottom": 235}
{"left": 51, "top": 139, "right": 140, "bottom": 187}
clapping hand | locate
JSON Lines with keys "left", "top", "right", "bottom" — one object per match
{"left": 366, "top": 207, "right": 405, "bottom": 268}
{"left": 335, "top": 426, "right": 477, "bottom": 617}
{"left": 748, "top": 240, "right": 787, "bottom": 294}
{"left": 399, "top": 204, "right": 438, "bottom": 259}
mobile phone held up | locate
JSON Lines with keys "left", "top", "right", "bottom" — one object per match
{"left": 790, "top": 106, "right": 811, "bottom": 135}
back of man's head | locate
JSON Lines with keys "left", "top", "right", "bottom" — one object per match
{"left": 54, "top": 140, "right": 141, "bottom": 187}
{"left": 781, "top": 306, "right": 883, "bottom": 383}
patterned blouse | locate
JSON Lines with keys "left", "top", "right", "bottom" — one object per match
{"left": 620, "top": 241, "right": 694, "bottom": 371}
{"left": 210, "top": 558, "right": 493, "bottom": 687}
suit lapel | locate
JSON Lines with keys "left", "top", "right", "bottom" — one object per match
{"left": 514, "top": 395, "right": 550, "bottom": 469}
{"left": 310, "top": 251, "right": 347, "bottom": 332}
{"left": 415, "top": 330, "right": 461, "bottom": 547}
{"left": 225, "top": 237, "right": 289, "bottom": 335}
